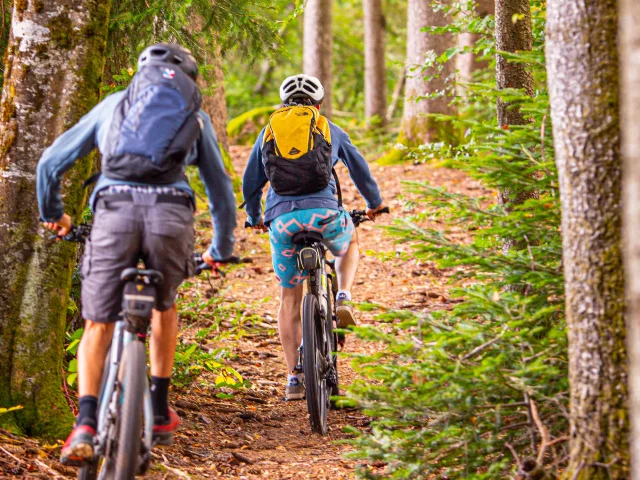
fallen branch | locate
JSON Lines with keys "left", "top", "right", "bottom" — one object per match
{"left": 530, "top": 399, "right": 551, "bottom": 464}
{"left": 34, "top": 459, "right": 66, "bottom": 479}
{"left": 232, "top": 451, "right": 255, "bottom": 465}
{"left": 505, "top": 442, "right": 522, "bottom": 469}
{"left": 0, "top": 445, "right": 23, "bottom": 465}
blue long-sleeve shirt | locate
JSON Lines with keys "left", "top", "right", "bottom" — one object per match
{"left": 36, "top": 91, "right": 236, "bottom": 260}
{"left": 242, "top": 122, "right": 382, "bottom": 224}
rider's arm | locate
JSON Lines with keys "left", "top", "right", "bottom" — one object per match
{"left": 36, "top": 108, "right": 100, "bottom": 222}
{"left": 242, "top": 129, "right": 268, "bottom": 225}
{"left": 335, "top": 128, "right": 383, "bottom": 209}
{"left": 195, "top": 112, "right": 237, "bottom": 260}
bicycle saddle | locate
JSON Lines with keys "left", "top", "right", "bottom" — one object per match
{"left": 292, "top": 231, "right": 324, "bottom": 245}
{"left": 120, "top": 268, "right": 164, "bottom": 285}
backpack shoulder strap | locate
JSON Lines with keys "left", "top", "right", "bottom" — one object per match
{"left": 315, "top": 115, "right": 332, "bottom": 145}
{"left": 332, "top": 168, "right": 342, "bottom": 208}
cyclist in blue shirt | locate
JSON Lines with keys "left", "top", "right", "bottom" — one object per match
{"left": 242, "top": 74, "right": 385, "bottom": 401}
{"left": 37, "top": 44, "right": 236, "bottom": 465}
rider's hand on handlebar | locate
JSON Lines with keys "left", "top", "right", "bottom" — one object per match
{"left": 248, "top": 219, "right": 268, "bottom": 233}
{"left": 366, "top": 205, "right": 388, "bottom": 222}
{"left": 43, "top": 213, "right": 72, "bottom": 237}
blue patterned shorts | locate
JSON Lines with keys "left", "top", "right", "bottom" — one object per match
{"left": 269, "top": 208, "right": 355, "bottom": 288}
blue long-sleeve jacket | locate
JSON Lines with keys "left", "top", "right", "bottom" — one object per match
{"left": 36, "top": 91, "right": 236, "bottom": 260}
{"left": 242, "top": 122, "right": 382, "bottom": 224}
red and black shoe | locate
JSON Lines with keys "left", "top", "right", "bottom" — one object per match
{"left": 60, "top": 424, "right": 95, "bottom": 467}
{"left": 153, "top": 408, "right": 180, "bottom": 446}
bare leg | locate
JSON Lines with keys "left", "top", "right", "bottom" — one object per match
{"left": 278, "top": 285, "right": 304, "bottom": 373}
{"left": 150, "top": 305, "right": 179, "bottom": 377}
{"left": 78, "top": 320, "right": 115, "bottom": 397}
{"left": 336, "top": 232, "right": 359, "bottom": 291}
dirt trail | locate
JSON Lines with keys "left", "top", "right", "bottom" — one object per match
{"left": 0, "top": 148, "right": 484, "bottom": 479}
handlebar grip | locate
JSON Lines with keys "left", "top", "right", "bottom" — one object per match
{"left": 379, "top": 206, "right": 390, "bottom": 214}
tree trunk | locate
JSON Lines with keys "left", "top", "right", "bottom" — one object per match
{"left": 387, "top": 68, "right": 406, "bottom": 122}
{"left": 495, "top": 0, "right": 537, "bottom": 255}
{"left": 0, "top": 0, "right": 111, "bottom": 438}
{"left": 403, "top": 0, "right": 455, "bottom": 145}
{"left": 364, "top": 0, "right": 386, "bottom": 127}
{"left": 495, "top": 0, "right": 533, "bottom": 127}
{"left": 547, "top": 0, "right": 629, "bottom": 478}
{"left": 456, "top": 0, "right": 494, "bottom": 86}
{"left": 303, "top": 0, "right": 332, "bottom": 118}
{"left": 200, "top": 55, "right": 230, "bottom": 153}
{"left": 620, "top": 0, "right": 640, "bottom": 477}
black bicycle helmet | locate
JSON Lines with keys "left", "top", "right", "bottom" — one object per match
{"left": 137, "top": 43, "right": 198, "bottom": 80}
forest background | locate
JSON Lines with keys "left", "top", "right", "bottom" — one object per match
{"left": 1, "top": 0, "right": 640, "bottom": 479}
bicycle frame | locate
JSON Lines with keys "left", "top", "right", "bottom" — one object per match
{"left": 94, "top": 320, "right": 154, "bottom": 473}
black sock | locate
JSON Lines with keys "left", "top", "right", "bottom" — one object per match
{"left": 77, "top": 396, "right": 98, "bottom": 429}
{"left": 151, "top": 376, "right": 171, "bottom": 420}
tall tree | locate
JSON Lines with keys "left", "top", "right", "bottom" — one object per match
{"left": 0, "top": 0, "right": 111, "bottom": 437}
{"left": 495, "top": 0, "right": 536, "bottom": 254}
{"left": 456, "top": 0, "right": 494, "bottom": 86}
{"left": 620, "top": 0, "right": 640, "bottom": 477}
{"left": 403, "top": 0, "right": 455, "bottom": 144}
{"left": 547, "top": 0, "right": 629, "bottom": 477}
{"left": 364, "top": 0, "right": 387, "bottom": 127}
{"left": 304, "top": 0, "right": 333, "bottom": 118}
{"left": 203, "top": 59, "right": 230, "bottom": 153}
{"left": 495, "top": 0, "right": 533, "bottom": 128}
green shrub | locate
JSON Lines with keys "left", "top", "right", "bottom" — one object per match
{"left": 345, "top": 3, "right": 567, "bottom": 478}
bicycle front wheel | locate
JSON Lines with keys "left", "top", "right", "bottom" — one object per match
{"left": 303, "top": 293, "right": 328, "bottom": 435}
{"left": 114, "top": 340, "right": 146, "bottom": 479}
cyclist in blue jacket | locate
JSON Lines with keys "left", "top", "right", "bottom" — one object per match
{"left": 37, "top": 44, "right": 236, "bottom": 465}
{"left": 242, "top": 74, "right": 385, "bottom": 401}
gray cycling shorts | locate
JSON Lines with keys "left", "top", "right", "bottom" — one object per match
{"left": 81, "top": 194, "right": 195, "bottom": 323}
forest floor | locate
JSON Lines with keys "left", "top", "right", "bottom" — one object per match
{"left": 0, "top": 146, "right": 485, "bottom": 479}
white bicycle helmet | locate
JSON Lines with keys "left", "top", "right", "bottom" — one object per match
{"left": 279, "top": 74, "right": 325, "bottom": 104}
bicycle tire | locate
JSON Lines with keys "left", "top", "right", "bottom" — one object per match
{"left": 114, "top": 340, "right": 146, "bottom": 479}
{"left": 78, "top": 345, "right": 112, "bottom": 480}
{"left": 326, "top": 287, "right": 340, "bottom": 400}
{"left": 303, "top": 293, "right": 328, "bottom": 435}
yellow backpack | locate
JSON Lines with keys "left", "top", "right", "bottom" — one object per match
{"left": 261, "top": 105, "right": 334, "bottom": 196}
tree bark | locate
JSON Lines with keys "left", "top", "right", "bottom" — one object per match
{"left": 387, "top": 68, "right": 406, "bottom": 122}
{"left": 200, "top": 54, "right": 230, "bottom": 153}
{"left": 456, "top": 0, "right": 494, "bottom": 86}
{"left": 495, "top": 0, "right": 537, "bottom": 255}
{"left": 620, "top": 0, "right": 640, "bottom": 478}
{"left": 495, "top": 0, "right": 533, "bottom": 127}
{"left": 364, "top": 0, "right": 387, "bottom": 127}
{"left": 303, "top": 0, "right": 332, "bottom": 118}
{"left": 0, "top": 0, "right": 111, "bottom": 438}
{"left": 403, "top": 0, "right": 455, "bottom": 145}
{"left": 547, "top": 0, "right": 629, "bottom": 477}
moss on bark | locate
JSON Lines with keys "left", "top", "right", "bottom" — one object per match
{"left": 0, "top": 0, "right": 112, "bottom": 439}
{"left": 546, "top": 0, "right": 629, "bottom": 477}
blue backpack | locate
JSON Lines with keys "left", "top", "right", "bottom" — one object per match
{"left": 102, "top": 62, "right": 203, "bottom": 184}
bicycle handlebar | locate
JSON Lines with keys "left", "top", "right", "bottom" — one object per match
{"left": 245, "top": 206, "right": 391, "bottom": 229}
{"left": 49, "top": 224, "right": 92, "bottom": 243}
{"left": 349, "top": 206, "right": 391, "bottom": 227}
{"left": 50, "top": 224, "right": 249, "bottom": 277}
{"left": 193, "top": 254, "right": 252, "bottom": 275}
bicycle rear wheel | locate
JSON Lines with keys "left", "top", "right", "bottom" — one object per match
{"left": 303, "top": 293, "right": 328, "bottom": 435}
{"left": 114, "top": 340, "right": 146, "bottom": 479}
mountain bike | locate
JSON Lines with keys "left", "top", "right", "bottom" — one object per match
{"left": 55, "top": 225, "right": 236, "bottom": 479}
{"left": 292, "top": 207, "right": 389, "bottom": 434}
